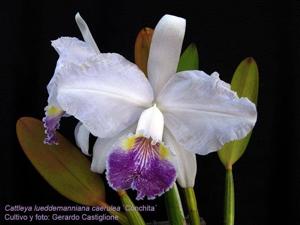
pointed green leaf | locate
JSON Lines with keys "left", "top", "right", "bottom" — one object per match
{"left": 134, "top": 27, "right": 153, "bottom": 75}
{"left": 16, "top": 117, "right": 105, "bottom": 206}
{"left": 177, "top": 43, "right": 199, "bottom": 72}
{"left": 218, "top": 57, "right": 259, "bottom": 169}
{"left": 231, "top": 57, "right": 259, "bottom": 104}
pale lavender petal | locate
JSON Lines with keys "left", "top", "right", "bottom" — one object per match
{"left": 47, "top": 37, "right": 98, "bottom": 107}
{"left": 157, "top": 70, "right": 257, "bottom": 155}
{"left": 56, "top": 53, "right": 153, "bottom": 139}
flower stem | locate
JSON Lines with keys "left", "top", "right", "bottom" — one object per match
{"left": 164, "top": 183, "right": 187, "bottom": 225}
{"left": 118, "top": 190, "right": 146, "bottom": 225}
{"left": 97, "top": 200, "right": 130, "bottom": 225}
{"left": 224, "top": 169, "right": 235, "bottom": 225}
{"left": 184, "top": 187, "right": 201, "bottom": 225}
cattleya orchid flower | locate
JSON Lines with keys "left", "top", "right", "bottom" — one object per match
{"left": 43, "top": 14, "right": 257, "bottom": 200}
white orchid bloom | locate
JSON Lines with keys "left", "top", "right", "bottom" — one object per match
{"left": 43, "top": 14, "right": 257, "bottom": 200}
{"left": 43, "top": 13, "right": 98, "bottom": 145}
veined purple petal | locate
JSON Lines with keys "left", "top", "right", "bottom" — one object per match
{"left": 43, "top": 106, "right": 64, "bottom": 145}
{"left": 106, "top": 135, "right": 176, "bottom": 200}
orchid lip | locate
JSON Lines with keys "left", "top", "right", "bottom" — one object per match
{"left": 43, "top": 105, "right": 64, "bottom": 145}
{"left": 106, "top": 134, "right": 176, "bottom": 200}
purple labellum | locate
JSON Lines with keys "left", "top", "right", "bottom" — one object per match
{"left": 43, "top": 107, "right": 64, "bottom": 145}
{"left": 106, "top": 136, "right": 176, "bottom": 200}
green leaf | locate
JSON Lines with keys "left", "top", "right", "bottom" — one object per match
{"left": 134, "top": 27, "right": 153, "bottom": 75}
{"left": 165, "top": 184, "right": 187, "bottom": 225}
{"left": 218, "top": 57, "right": 259, "bottom": 169}
{"left": 231, "top": 57, "right": 259, "bottom": 104}
{"left": 16, "top": 117, "right": 105, "bottom": 206}
{"left": 177, "top": 43, "right": 199, "bottom": 72}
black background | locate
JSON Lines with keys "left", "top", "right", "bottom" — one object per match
{"left": 1, "top": 0, "right": 299, "bottom": 224}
